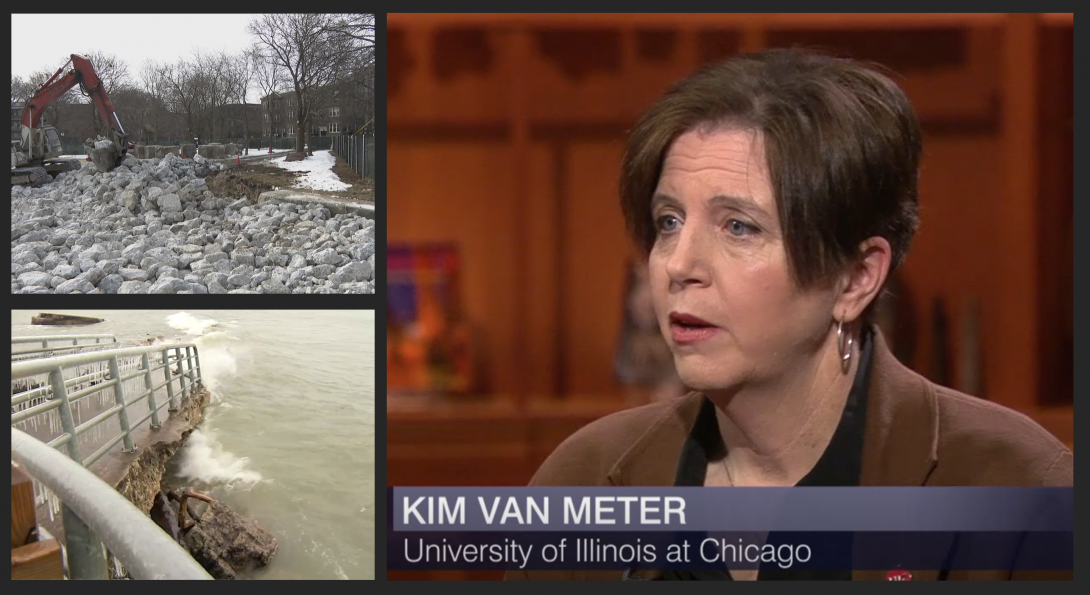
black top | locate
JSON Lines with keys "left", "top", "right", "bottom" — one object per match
{"left": 638, "top": 326, "right": 875, "bottom": 581}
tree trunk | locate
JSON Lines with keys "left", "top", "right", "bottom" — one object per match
{"left": 296, "top": 100, "right": 305, "bottom": 153}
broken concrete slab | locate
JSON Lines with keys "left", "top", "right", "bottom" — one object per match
{"left": 199, "top": 144, "right": 226, "bottom": 159}
{"left": 225, "top": 143, "right": 239, "bottom": 156}
{"left": 88, "top": 140, "right": 120, "bottom": 173}
{"left": 155, "top": 146, "right": 181, "bottom": 159}
{"left": 180, "top": 144, "right": 196, "bottom": 159}
{"left": 257, "top": 189, "right": 375, "bottom": 218}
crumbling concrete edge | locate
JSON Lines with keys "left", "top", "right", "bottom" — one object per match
{"left": 257, "top": 190, "right": 376, "bottom": 219}
{"left": 109, "top": 387, "right": 211, "bottom": 578}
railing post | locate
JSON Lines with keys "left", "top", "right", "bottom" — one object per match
{"left": 178, "top": 347, "right": 190, "bottom": 398}
{"left": 142, "top": 352, "right": 161, "bottom": 429}
{"left": 42, "top": 340, "right": 48, "bottom": 349}
{"left": 163, "top": 349, "right": 177, "bottom": 411}
{"left": 62, "top": 502, "right": 109, "bottom": 579}
{"left": 108, "top": 356, "right": 136, "bottom": 453}
{"left": 48, "top": 367, "right": 108, "bottom": 579}
{"left": 185, "top": 346, "right": 197, "bottom": 392}
{"left": 50, "top": 368, "right": 82, "bottom": 463}
{"left": 192, "top": 346, "right": 203, "bottom": 389}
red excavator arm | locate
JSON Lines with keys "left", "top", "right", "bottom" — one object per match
{"left": 22, "top": 54, "right": 126, "bottom": 139}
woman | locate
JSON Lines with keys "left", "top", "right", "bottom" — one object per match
{"left": 506, "top": 48, "right": 1072, "bottom": 581}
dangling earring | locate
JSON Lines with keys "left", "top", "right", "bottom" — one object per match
{"left": 837, "top": 318, "right": 853, "bottom": 371}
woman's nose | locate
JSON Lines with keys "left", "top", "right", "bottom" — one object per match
{"left": 664, "top": 225, "right": 711, "bottom": 288}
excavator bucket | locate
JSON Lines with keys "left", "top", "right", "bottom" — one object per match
{"left": 84, "top": 131, "right": 128, "bottom": 173}
{"left": 86, "top": 139, "right": 121, "bottom": 173}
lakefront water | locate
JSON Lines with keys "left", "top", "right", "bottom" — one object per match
{"left": 10, "top": 310, "right": 375, "bottom": 579}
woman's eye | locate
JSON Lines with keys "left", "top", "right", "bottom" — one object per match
{"left": 727, "top": 219, "right": 757, "bottom": 236}
{"left": 656, "top": 215, "right": 681, "bottom": 233}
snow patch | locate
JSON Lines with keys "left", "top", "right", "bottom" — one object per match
{"left": 268, "top": 150, "right": 351, "bottom": 192}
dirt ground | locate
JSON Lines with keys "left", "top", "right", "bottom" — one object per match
{"left": 205, "top": 165, "right": 304, "bottom": 202}
{"left": 204, "top": 155, "right": 374, "bottom": 203}
{"left": 330, "top": 153, "right": 375, "bottom": 199}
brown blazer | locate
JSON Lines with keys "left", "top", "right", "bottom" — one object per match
{"left": 506, "top": 330, "right": 1072, "bottom": 581}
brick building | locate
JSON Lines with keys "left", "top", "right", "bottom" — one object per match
{"left": 217, "top": 103, "right": 262, "bottom": 139}
{"left": 260, "top": 89, "right": 347, "bottom": 139}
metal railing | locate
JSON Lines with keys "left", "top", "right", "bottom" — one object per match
{"left": 331, "top": 132, "right": 375, "bottom": 179}
{"left": 12, "top": 334, "right": 119, "bottom": 362}
{"left": 11, "top": 343, "right": 205, "bottom": 579}
{"left": 12, "top": 429, "right": 213, "bottom": 579}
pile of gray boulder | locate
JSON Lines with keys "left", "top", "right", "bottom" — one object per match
{"left": 12, "top": 152, "right": 375, "bottom": 294}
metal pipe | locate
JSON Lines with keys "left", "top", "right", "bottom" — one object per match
{"left": 12, "top": 343, "right": 196, "bottom": 377}
{"left": 46, "top": 368, "right": 108, "bottom": 579}
{"left": 163, "top": 349, "right": 177, "bottom": 411}
{"left": 12, "top": 429, "right": 213, "bottom": 580}
{"left": 50, "top": 368, "right": 82, "bottom": 464}
{"left": 107, "top": 353, "right": 135, "bottom": 448}
{"left": 12, "top": 334, "right": 117, "bottom": 344}
{"left": 142, "top": 352, "right": 161, "bottom": 429}
{"left": 185, "top": 346, "right": 196, "bottom": 393}
{"left": 193, "top": 345, "right": 203, "bottom": 388}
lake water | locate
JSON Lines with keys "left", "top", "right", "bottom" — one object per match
{"left": 10, "top": 309, "right": 375, "bottom": 579}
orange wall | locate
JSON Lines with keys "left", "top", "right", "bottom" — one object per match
{"left": 388, "top": 14, "right": 1072, "bottom": 415}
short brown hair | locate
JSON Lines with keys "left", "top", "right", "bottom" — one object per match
{"left": 621, "top": 48, "right": 921, "bottom": 308}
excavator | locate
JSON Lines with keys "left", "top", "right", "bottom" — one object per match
{"left": 12, "top": 54, "right": 133, "bottom": 187}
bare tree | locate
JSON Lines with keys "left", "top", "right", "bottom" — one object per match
{"left": 193, "top": 50, "right": 235, "bottom": 141}
{"left": 12, "top": 76, "right": 35, "bottom": 104}
{"left": 161, "top": 59, "right": 203, "bottom": 141}
{"left": 320, "top": 13, "right": 376, "bottom": 47}
{"left": 224, "top": 50, "right": 256, "bottom": 153}
{"left": 250, "top": 43, "right": 286, "bottom": 150}
{"left": 139, "top": 60, "right": 169, "bottom": 144}
{"left": 249, "top": 13, "right": 365, "bottom": 152}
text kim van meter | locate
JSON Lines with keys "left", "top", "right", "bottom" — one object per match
{"left": 401, "top": 495, "right": 688, "bottom": 526}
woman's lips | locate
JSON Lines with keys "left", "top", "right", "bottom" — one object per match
{"left": 668, "top": 312, "right": 720, "bottom": 345}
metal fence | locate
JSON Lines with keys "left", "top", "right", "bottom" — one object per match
{"left": 12, "top": 430, "right": 213, "bottom": 579}
{"left": 61, "top": 137, "right": 341, "bottom": 155}
{"left": 331, "top": 133, "right": 375, "bottom": 179}
{"left": 12, "top": 334, "right": 119, "bottom": 362}
{"left": 11, "top": 343, "right": 207, "bottom": 579}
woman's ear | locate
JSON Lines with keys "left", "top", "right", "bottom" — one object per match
{"left": 835, "top": 236, "right": 892, "bottom": 322}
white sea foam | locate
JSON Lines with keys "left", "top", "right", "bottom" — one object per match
{"left": 175, "top": 429, "right": 262, "bottom": 488}
{"left": 166, "top": 312, "right": 219, "bottom": 336}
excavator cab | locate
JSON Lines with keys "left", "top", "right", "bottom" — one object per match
{"left": 13, "top": 54, "right": 130, "bottom": 185}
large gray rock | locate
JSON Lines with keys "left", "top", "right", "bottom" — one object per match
{"left": 143, "top": 247, "right": 181, "bottom": 269}
{"left": 117, "top": 280, "right": 151, "bottom": 293}
{"left": 338, "top": 261, "right": 373, "bottom": 283}
{"left": 98, "top": 274, "right": 125, "bottom": 294}
{"left": 149, "top": 277, "right": 191, "bottom": 294}
{"left": 17, "top": 271, "right": 53, "bottom": 288}
{"left": 117, "top": 189, "right": 140, "bottom": 211}
{"left": 118, "top": 268, "right": 150, "bottom": 281}
{"left": 159, "top": 193, "right": 182, "bottom": 212}
{"left": 308, "top": 248, "right": 339, "bottom": 266}
{"left": 259, "top": 278, "right": 290, "bottom": 294}
{"left": 54, "top": 264, "right": 81, "bottom": 279}
{"left": 50, "top": 228, "right": 72, "bottom": 246}
{"left": 55, "top": 278, "right": 93, "bottom": 293}
{"left": 182, "top": 499, "right": 277, "bottom": 580}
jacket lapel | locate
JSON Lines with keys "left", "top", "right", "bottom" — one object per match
{"left": 603, "top": 327, "right": 942, "bottom": 581}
